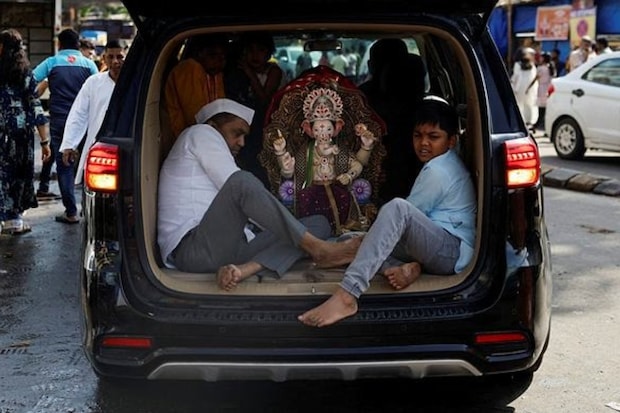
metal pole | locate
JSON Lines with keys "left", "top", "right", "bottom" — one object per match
{"left": 54, "top": 0, "right": 62, "bottom": 53}
{"left": 507, "top": 0, "right": 513, "bottom": 69}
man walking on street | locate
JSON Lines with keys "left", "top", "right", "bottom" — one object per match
{"left": 32, "top": 28, "right": 98, "bottom": 223}
{"left": 567, "top": 35, "right": 594, "bottom": 73}
{"left": 59, "top": 39, "right": 126, "bottom": 192}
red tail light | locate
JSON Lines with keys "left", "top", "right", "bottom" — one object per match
{"left": 547, "top": 83, "right": 555, "bottom": 98}
{"left": 85, "top": 142, "right": 119, "bottom": 193}
{"left": 474, "top": 331, "right": 528, "bottom": 345}
{"left": 101, "top": 336, "right": 153, "bottom": 349}
{"left": 504, "top": 137, "right": 540, "bottom": 189}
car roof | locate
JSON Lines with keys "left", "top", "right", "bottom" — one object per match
{"left": 122, "top": 0, "right": 496, "bottom": 18}
{"left": 122, "top": 0, "right": 497, "bottom": 33}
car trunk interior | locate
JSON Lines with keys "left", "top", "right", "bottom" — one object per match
{"left": 138, "top": 23, "right": 484, "bottom": 296}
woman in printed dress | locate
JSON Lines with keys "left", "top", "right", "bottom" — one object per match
{"left": 0, "top": 29, "right": 50, "bottom": 234}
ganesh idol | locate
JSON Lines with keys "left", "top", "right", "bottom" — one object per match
{"left": 259, "top": 65, "right": 386, "bottom": 235}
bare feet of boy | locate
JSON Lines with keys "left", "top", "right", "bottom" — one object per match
{"left": 216, "top": 262, "right": 262, "bottom": 291}
{"left": 313, "top": 236, "right": 363, "bottom": 269}
{"left": 298, "top": 287, "right": 358, "bottom": 327}
{"left": 384, "top": 262, "right": 422, "bottom": 290}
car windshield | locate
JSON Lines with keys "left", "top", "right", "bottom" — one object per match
{"left": 289, "top": 49, "right": 303, "bottom": 61}
{"left": 583, "top": 57, "right": 620, "bottom": 87}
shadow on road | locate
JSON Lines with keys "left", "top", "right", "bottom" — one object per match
{"left": 92, "top": 373, "right": 532, "bottom": 412}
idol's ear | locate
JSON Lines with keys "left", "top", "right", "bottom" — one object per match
{"left": 301, "top": 119, "right": 313, "bottom": 136}
{"left": 334, "top": 119, "right": 345, "bottom": 135}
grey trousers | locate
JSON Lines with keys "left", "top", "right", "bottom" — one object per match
{"left": 340, "top": 198, "right": 460, "bottom": 298}
{"left": 173, "top": 171, "right": 331, "bottom": 275}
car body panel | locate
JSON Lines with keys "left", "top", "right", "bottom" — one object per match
{"left": 122, "top": 0, "right": 498, "bottom": 22}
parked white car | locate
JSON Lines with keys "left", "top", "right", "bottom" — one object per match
{"left": 545, "top": 51, "right": 620, "bottom": 159}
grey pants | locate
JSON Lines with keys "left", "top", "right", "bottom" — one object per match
{"left": 173, "top": 171, "right": 331, "bottom": 275}
{"left": 341, "top": 198, "right": 460, "bottom": 298}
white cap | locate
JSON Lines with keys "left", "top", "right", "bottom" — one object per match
{"left": 423, "top": 94, "right": 450, "bottom": 106}
{"left": 195, "top": 98, "right": 255, "bottom": 125}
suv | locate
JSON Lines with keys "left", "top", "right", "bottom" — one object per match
{"left": 81, "top": 0, "right": 552, "bottom": 384}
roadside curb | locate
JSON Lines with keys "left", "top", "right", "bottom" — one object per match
{"left": 542, "top": 165, "right": 620, "bottom": 197}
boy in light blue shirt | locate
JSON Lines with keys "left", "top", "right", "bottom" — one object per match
{"left": 299, "top": 96, "right": 477, "bottom": 327}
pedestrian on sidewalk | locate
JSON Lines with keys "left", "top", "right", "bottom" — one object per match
{"left": 59, "top": 39, "right": 126, "bottom": 193}
{"left": 32, "top": 28, "right": 98, "bottom": 224}
{"left": 566, "top": 36, "right": 594, "bottom": 73}
{"left": 0, "top": 29, "right": 51, "bottom": 235}
{"left": 511, "top": 47, "right": 538, "bottom": 132}
{"left": 531, "top": 51, "right": 555, "bottom": 131}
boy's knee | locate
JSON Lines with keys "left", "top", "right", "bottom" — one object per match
{"left": 383, "top": 197, "right": 410, "bottom": 214}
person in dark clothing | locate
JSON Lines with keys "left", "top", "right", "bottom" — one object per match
{"left": 358, "top": 38, "right": 409, "bottom": 116}
{"left": 32, "top": 28, "right": 98, "bottom": 223}
{"left": 226, "top": 32, "right": 283, "bottom": 188}
{"left": 377, "top": 53, "right": 427, "bottom": 203}
{"left": 550, "top": 48, "right": 566, "bottom": 77}
{"left": 0, "top": 28, "right": 51, "bottom": 234}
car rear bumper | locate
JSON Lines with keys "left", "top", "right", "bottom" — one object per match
{"left": 147, "top": 359, "right": 482, "bottom": 381}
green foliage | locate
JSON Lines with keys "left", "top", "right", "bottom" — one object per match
{"left": 78, "top": 4, "right": 129, "bottom": 19}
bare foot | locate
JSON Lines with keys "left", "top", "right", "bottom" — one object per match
{"left": 216, "top": 262, "right": 262, "bottom": 291}
{"left": 298, "top": 287, "right": 358, "bottom": 327}
{"left": 384, "top": 262, "right": 422, "bottom": 290}
{"left": 314, "top": 236, "right": 363, "bottom": 268}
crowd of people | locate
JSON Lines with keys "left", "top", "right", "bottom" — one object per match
{"left": 0, "top": 27, "right": 125, "bottom": 234}
{"left": 1, "top": 30, "right": 478, "bottom": 327}
{"left": 510, "top": 35, "right": 615, "bottom": 132}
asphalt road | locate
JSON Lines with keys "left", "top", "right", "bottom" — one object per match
{"left": 0, "top": 133, "right": 616, "bottom": 412}
{"left": 2, "top": 184, "right": 619, "bottom": 412}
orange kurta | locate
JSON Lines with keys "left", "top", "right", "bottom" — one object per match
{"left": 164, "top": 58, "right": 225, "bottom": 138}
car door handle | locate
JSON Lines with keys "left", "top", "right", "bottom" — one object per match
{"left": 572, "top": 89, "right": 584, "bottom": 97}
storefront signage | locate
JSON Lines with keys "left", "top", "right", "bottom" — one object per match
{"left": 569, "top": 7, "right": 597, "bottom": 47}
{"left": 535, "top": 5, "right": 571, "bottom": 41}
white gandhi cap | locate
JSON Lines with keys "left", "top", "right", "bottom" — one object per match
{"left": 195, "top": 98, "right": 255, "bottom": 125}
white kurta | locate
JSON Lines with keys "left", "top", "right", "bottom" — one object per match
{"left": 157, "top": 124, "right": 240, "bottom": 267}
{"left": 59, "top": 72, "right": 116, "bottom": 184}
{"left": 511, "top": 63, "right": 538, "bottom": 126}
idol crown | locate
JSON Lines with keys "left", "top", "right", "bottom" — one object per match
{"left": 302, "top": 88, "right": 343, "bottom": 122}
